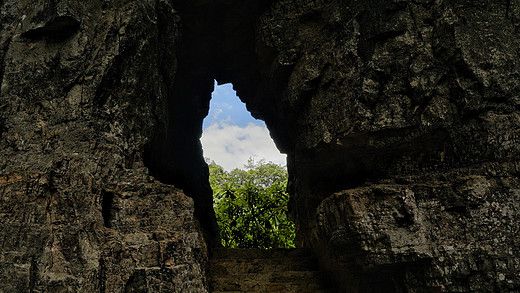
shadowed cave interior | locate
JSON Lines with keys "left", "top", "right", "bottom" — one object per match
{"left": 1, "top": 0, "right": 518, "bottom": 292}
{"left": 143, "top": 0, "right": 284, "bottom": 244}
{"left": 142, "top": 0, "right": 376, "bottom": 246}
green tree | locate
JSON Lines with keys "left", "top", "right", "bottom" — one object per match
{"left": 208, "top": 158, "right": 295, "bottom": 248}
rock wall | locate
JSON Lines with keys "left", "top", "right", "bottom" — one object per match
{"left": 1, "top": 0, "right": 519, "bottom": 292}
{"left": 252, "top": 0, "right": 520, "bottom": 291}
{"left": 0, "top": 0, "right": 208, "bottom": 292}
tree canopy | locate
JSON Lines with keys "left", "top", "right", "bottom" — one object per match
{"left": 208, "top": 158, "right": 295, "bottom": 249}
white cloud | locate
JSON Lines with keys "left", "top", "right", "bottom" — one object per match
{"left": 212, "top": 108, "right": 223, "bottom": 120}
{"left": 222, "top": 103, "right": 232, "bottom": 110}
{"left": 201, "top": 122, "right": 287, "bottom": 171}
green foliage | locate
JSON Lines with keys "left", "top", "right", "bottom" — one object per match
{"left": 208, "top": 158, "right": 295, "bottom": 249}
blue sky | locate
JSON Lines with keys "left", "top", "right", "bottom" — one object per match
{"left": 201, "top": 81, "right": 287, "bottom": 170}
{"left": 202, "top": 82, "right": 263, "bottom": 129}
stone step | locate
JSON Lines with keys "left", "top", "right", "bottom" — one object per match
{"left": 211, "top": 271, "right": 331, "bottom": 292}
{"left": 213, "top": 290, "right": 335, "bottom": 293}
{"left": 212, "top": 286, "right": 335, "bottom": 293}
{"left": 210, "top": 248, "right": 335, "bottom": 292}
{"left": 210, "top": 256, "right": 318, "bottom": 274}
{"left": 211, "top": 248, "right": 313, "bottom": 260}
{"left": 212, "top": 270, "right": 325, "bottom": 282}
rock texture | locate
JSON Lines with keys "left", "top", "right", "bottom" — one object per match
{"left": 1, "top": 0, "right": 520, "bottom": 292}
{"left": 210, "top": 248, "right": 333, "bottom": 292}
{"left": 251, "top": 0, "right": 520, "bottom": 291}
{"left": 0, "top": 0, "right": 208, "bottom": 292}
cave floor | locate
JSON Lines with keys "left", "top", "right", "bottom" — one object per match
{"left": 209, "top": 248, "right": 335, "bottom": 292}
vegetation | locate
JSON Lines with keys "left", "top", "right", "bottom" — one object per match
{"left": 208, "top": 158, "right": 295, "bottom": 249}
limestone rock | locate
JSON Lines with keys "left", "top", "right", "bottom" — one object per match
{"left": 253, "top": 0, "right": 520, "bottom": 291}
{"left": 0, "top": 0, "right": 208, "bottom": 292}
{"left": 1, "top": 0, "right": 519, "bottom": 292}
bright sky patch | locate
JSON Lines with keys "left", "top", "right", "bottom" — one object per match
{"left": 201, "top": 81, "right": 287, "bottom": 170}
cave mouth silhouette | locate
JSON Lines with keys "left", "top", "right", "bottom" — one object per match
{"left": 201, "top": 81, "right": 286, "bottom": 170}
{"left": 143, "top": 77, "right": 286, "bottom": 247}
{"left": 143, "top": 1, "right": 286, "bottom": 246}
{"left": 200, "top": 81, "right": 293, "bottom": 248}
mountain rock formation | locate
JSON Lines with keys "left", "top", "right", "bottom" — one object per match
{"left": 1, "top": 0, "right": 519, "bottom": 292}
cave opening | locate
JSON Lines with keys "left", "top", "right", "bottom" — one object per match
{"left": 201, "top": 80, "right": 286, "bottom": 170}
{"left": 200, "top": 81, "right": 293, "bottom": 248}
{"left": 144, "top": 0, "right": 290, "bottom": 247}
{"left": 143, "top": 75, "right": 290, "bottom": 247}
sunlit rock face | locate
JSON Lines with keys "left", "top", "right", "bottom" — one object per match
{"left": 1, "top": 0, "right": 520, "bottom": 292}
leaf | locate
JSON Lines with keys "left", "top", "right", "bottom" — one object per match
{"left": 209, "top": 157, "right": 295, "bottom": 248}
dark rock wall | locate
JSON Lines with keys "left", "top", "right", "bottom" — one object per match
{"left": 0, "top": 0, "right": 208, "bottom": 292}
{"left": 1, "top": 0, "right": 519, "bottom": 292}
{"left": 253, "top": 0, "right": 520, "bottom": 291}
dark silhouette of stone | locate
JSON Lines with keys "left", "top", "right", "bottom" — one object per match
{"left": 0, "top": 1, "right": 208, "bottom": 292}
{"left": 1, "top": 0, "right": 519, "bottom": 292}
{"left": 252, "top": 1, "right": 520, "bottom": 291}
